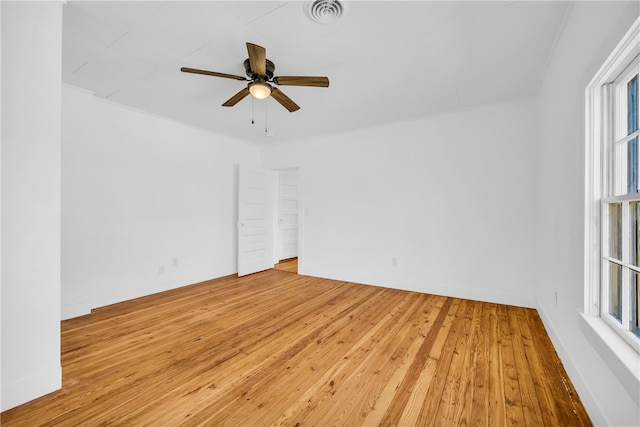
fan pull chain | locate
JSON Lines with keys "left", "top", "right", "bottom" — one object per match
{"left": 251, "top": 97, "right": 255, "bottom": 124}
{"left": 265, "top": 102, "right": 269, "bottom": 134}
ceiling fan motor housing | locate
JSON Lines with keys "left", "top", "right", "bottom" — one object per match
{"left": 244, "top": 58, "right": 275, "bottom": 81}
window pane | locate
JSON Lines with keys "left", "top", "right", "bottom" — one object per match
{"left": 629, "top": 76, "right": 639, "bottom": 194}
{"left": 609, "top": 203, "right": 622, "bottom": 260}
{"left": 617, "top": 75, "right": 640, "bottom": 195}
{"left": 632, "top": 202, "right": 640, "bottom": 267}
{"left": 628, "top": 75, "right": 638, "bottom": 134}
{"left": 609, "top": 262, "right": 623, "bottom": 322}
{"left": 628, "top": 137, "right": 638, "bottom": 194}
{"left": 614, "top": 141, "right": 630, "bottom": 196}
{"left": 632, "top": 270, "right": 640, "bottom": 337}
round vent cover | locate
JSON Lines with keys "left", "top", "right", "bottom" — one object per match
{"left": 305, "top": 0, "right": 346, "bottom": 24}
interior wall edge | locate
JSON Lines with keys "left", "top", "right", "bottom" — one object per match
{"left": 0, "top": 365, "right": 61, "bottom": 412}
{"left": 2, "top": 0, "right": 63, "bottom": 413}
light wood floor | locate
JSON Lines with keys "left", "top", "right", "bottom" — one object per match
{"left": 273, "top": 257, "right": 298, "bottom": 274}
{"left": 1, "top": 269, "right": 591, "bottom": 426}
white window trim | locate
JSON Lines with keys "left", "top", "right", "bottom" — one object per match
{"left": 586, "top": 19, "right": 640, "bottom": 317}
{"left": 584, "top": 16, "right": 640, "bottom": 404}
{"left": 601, "top": 56, "right": 640, "bottom": 350}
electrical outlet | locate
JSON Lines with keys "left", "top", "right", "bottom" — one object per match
{"left": 158, "top": 265, "right": 165, "bottom": 275}
{"left": 391, "top": 257, "right": 398, "bottom": 267}
{"left": 172, "top": 257, "right": 179, "bottom": 267}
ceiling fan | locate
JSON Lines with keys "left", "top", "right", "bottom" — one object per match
{"left": 181, "top": 42, "right": 330, "bottom": 112}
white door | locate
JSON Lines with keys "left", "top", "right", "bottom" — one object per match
{"left": 238, "top": 167, "right": 273, "bottom": 276}
{"left": 278, "top": 170, "right": 299, "bottom": 261}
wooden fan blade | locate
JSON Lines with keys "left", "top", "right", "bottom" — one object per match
{"left": 271, "top": 87, "right": 300, "bottom": 112}
{"left": 273, "top": 76, "right": 330, "bottom": 87}
{"left": 246, "top": 43, "right": 266, "bottom": 76}
{"left": 222, "top": 87, "right": 250, "bottom": 107}
{"left": 181, "top": 67, "right": 247, "bottom": 81}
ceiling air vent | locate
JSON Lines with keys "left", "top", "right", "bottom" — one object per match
{"left": 306, "top": 0, "right": 346, "bottom": 24}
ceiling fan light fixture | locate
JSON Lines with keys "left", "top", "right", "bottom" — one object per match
{"left": 248, "top": 81, "right": 272, "bottom": 99}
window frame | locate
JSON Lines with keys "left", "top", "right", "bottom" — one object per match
{"left": 601, "top": 198, "right": 640, "bottom": 350}
{"left": 585, "top": 17, "right": 640, "bottom": 354}
{"left": 601, "top": 60, "right": 640, "bottom": 351}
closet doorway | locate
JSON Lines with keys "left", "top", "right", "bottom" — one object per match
{"left": 273, "top": 168, "right": 299, "bottom": 272}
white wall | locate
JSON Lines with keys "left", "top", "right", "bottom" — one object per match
{"left": 262, "top": 97, "right": 538, "bottom": 308}
{"left": 1, "top": 2, "right": 63, "bottom": 411}
{"left": 61, "top": 85, "right": 259, "bottom": 319}
{"left": 533, "top": 2, "right": 640, "bottom": 426}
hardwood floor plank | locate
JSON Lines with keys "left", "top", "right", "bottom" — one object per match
{"left": 414, "top": 298, "right": 469, "bottom": 426}
{"left": 363, "top": 298, "right": 448, "bottom": 425}
{"left": 375, "top": 297, "right": 455, "bottom": 426}
{"left": 469, "top": 301, "right": 491, "bottom": 426}
{"left": 514, "top": 306, "right": 562, "bottom": 424}
{"left": 498, "top": 304, "right": 526, "bottom": 426}
{"left": 488, "top": 303, "right": 508, "bottom": 426}
{"left": 1, "top": 270, "right": 592, "bottom": 426}
{"left": 508, "top": 306, "right": 546, "bottom": 426}
{"left": 433, "top": 299, "right": 477, "bottom": 426}
{"left": 443, "top": 299, "right": 484, "bottom": 426}
{"left": 363, "top": 295, "right": 452, "bottom": 426}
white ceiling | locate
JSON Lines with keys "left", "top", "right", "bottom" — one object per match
{"left": 62, "top": 1, "right": 570, "bottom": 143}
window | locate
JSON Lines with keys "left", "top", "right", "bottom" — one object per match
{"left": 603, "top": 65, "right": 639, "bottom": 345}
{"left": 586, "top": 17, "right": 640, "bottom": 352}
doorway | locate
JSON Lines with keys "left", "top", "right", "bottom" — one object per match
{"left": 273, "top": 168, "right": 299, "bottom": 273}
{"left": 237, "top": 166, "right": 301, "bottom": 276}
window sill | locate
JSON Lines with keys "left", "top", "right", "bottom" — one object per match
{"left": 579, "top": 310, "right": 640, "bottom": 406}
